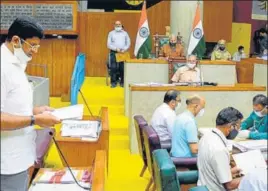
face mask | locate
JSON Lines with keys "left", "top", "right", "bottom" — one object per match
{"left": 254, "top": 110, "right": 265, "bottom": 117}
{"left": 169, "top": 42, "right": 176, "bottom": 47}
{"left": 175, "top": 102, "right": 181, "bottom": 113}
{"left": 13, "top": 39, "right": 32, "bottom": 64}
{"left": 240, "top": 50, "right": 244, "bottom": 54}
{"left": 219, "top": 46, "right": 225, "bottom": 51}
{"left": 226, "top": 127, "right": 238, "bottom": 140}
{"left": 115, "top": 26, "right": 122, "bottom": 32}
{"left": 197, "top": 108, "right": 205, "bottom": 117}
{"left": 187, "top": 63, "right": 196, "bottom": 69}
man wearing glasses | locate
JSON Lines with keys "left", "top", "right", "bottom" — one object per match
{"left": 171, "top": 54, "right": 201, "bottom": 83}
{"left": 1, "top": 16, "right": 61, "bottom": 190}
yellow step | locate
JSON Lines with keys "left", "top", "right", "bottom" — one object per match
{"left": 109, "top": 135, "right": 129, "bottom": 150}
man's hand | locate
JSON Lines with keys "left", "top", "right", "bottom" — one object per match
{"left": 33, "top": 106, "right": 54, "bottom": 115}
{"left": 116, "top": 48, "right": 121, "bottom": 52}
{"left": 34, "top": 113, "right": 61, "bottom": 128}
{"left": 231, "top": 166, "right": 242, "bottom": 176}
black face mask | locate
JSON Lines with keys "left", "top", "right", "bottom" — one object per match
{"left": 170, "top": 42, "right": 176, "bottom": 47}
{"left": 226, "top": 128, "right": 238, "bottom": 140}
{"left": 219, "top": 47, "right": 225, "bottom": 51}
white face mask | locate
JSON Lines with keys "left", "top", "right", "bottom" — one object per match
{"left": 13, "top": 39, "right": 32, "bottom": 65}
{"left": 254, "top": 110, "right": 265, "bottom": 117}
{"left": 197, "top": 108, "right": 205, "bottom": 117}
{"left": 187, "top": 63, "right": 196, "bottom": 69}
{"left": 115, "top": 26, "right": 122, "bottom": 32}
{"left": 175, "top": 102, "right": 182, "bottom": 113}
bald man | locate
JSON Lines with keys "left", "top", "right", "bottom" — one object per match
{"left": 171, "top": 54, "right": 201, "bottom": 83}
{"left": 211, "top": 39, "right": 231, "bottom": 61}
{"left": 171, "top": 95, "right": 206, "bottom": 158}
{"left": 159, "top": 34, "right": 185, "bottom": 59}
{"left": 107, "top": 20, "right": 130, "bottom": 88}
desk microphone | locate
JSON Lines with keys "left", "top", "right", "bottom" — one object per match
{"left": 49, "top": 131, "right": 90, "bottom": 190}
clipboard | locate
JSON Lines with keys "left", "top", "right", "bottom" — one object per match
{"left": 115, "top": 52, "right": 130, "bottom": 62}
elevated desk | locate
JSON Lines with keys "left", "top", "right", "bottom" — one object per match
{"left": 55, "top": 107, "right": 109, "bottom": 172}
{"left": 29, "top": 150, "right": 106, "bottom": 191}
{"left": 128, "top": 84, "right": 267, "bottom": 154}
{"left": 124, "top": 59, "right": 237, "bottom": 116}
{"left": 252, "top": 58, "right": 267, "bottom": 87}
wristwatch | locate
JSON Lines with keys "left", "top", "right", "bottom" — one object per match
{"left": 30, "top": 115, "right": 35, "bottom": 126}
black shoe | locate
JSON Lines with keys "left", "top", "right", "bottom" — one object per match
{"left": 111, "top": 83, "right": 116, "bottom": 88}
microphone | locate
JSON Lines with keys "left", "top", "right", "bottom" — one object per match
{"left": 79, "top": 89, "right": 94, "bottom": 118}
{"left": 49, "top": 131, "right": 90, "bottom": 190}
{"left": 197, "top": 60, "right": 204, "bottom": 86}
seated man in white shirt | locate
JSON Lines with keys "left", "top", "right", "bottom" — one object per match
{"left": 171, "top": 55, "right": 201, "bottom": 83}
{"left": 150, "top": 90, "right": 181, "bottom": 145}
{"left": 232, "top": 45, "right": 247, "bottom": 61}
{"left": 198, "top": 107, "right": 243, "bottom": 191}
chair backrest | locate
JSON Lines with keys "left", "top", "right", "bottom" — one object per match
{"left": 133, "top": 115, "right": 148, "bottom": 164}
{"left": 142, "top": 125, "right": 161, "bottom": 175}
{"left": 35, "top": 128, "right": 55, "bottom": 167}
{"left": 152, "top": 149, "right": 180, "bottom": 191}
{"left": 168, "top": 59, "right": 187, "bottom": 83}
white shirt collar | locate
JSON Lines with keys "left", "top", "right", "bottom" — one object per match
{"left": 212, "top": 128, "right": 228, "bottom": 146}
{"left": 1, "top": 43, "right": 21, "bottom": 65}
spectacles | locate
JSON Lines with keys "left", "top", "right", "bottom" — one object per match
{"left": 21, "top": 39, "right": 40, "bottom": 52}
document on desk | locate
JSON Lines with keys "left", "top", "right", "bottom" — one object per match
{"left": 232, "top": 150, "right": 267, "bottom": 175}
{"left": 29, "top": 183, "right": 90, "bottom": 191}
{"left": 61, "top": 120, "right": 101, "bottom": 140}
{"left": 233, "top": 140, "right": 267, "bottom": 152}
{"left": 50, "top": 104, "right": 84, "bottom": 120}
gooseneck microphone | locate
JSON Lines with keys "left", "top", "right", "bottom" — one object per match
{"left": 49, "top": 131, "right": 90, "bottom": 190}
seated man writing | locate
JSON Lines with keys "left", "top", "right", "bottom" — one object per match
{"left": 171, "top": 95, "right": 206, "bottom": 158}
{"left": 238, "top": 94, "right": 267, "bottom": 140}
{"left": 171, "top": 54, "right": 201, "bottom": 83}
{"left": 211, "top": 39, "right": 231, "bottom": 61}
{"left": 151, "top": 90, "right": 181, "bottom": 145}
{"left": 159, "top": 34, "right": 185, "bottom": 59}
{"left": 198, "top": 107, "right": 243, "bottom": 191}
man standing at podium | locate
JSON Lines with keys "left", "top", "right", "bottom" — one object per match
{"left": 1, "top": 16, "right": 61, "bottom": 191}
{"left": 107, "top": 21, "right": 131, "bottom": 88}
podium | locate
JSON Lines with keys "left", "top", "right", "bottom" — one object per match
{"left": 28, "top": 76, "right": 50, "bottom": 106}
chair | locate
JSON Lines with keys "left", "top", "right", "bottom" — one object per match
{"left": 168, "top": 58, "right": 187, "bottom": 83}
{"left": 133, "top": 115, "right": 148, "bottom": 177}
{"left": 142, "top": 125, "right": 197, "bottom": 191}
{"left": 28, "top": 128, "right": 55, "bottom": 185}
{"left": 152, "top": 149, "right": 208, "bottom": 191}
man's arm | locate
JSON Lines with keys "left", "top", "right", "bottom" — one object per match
{"left": 223, "top": 177, "right": 242, "bottom": 191}
{"left": 211, "top": 51, "right": 216, "bottom": 60}
{"left": 240, "top": 113, "right": 254, "bottom": 130}
{"left": 185, "top": 120, "right": 199, "bottom": 155}
{"left": 249, "top": 132, "right": 268, "bottom": 140}
{"left": 107, "top": 32, "right": 117, "bottom": 51}
{"left": 189, "top": 143, "right": 198, "bottom": 154}
{"left": 123, "top": 32, "right": 131, "bottom": 51}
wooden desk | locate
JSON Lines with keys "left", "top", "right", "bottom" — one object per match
{"left": 55, "top": 107, "right": 109, "bottom": 172}
{"left": 124, "top": 59, "right": 237, "bottom": 116}
{"left": 128, "top": 84, "right": 267, "bottom": 153}
{"left": 29, "top": 150, "right": 106, "bottom": 191}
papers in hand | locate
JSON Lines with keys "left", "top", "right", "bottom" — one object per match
{"left": 50, "top": 104, "right": 84, "bottom": 120}
{"left": 61, "top": 120, "right": 101, "bottom": 141}
{"left": 233, "top": 140, "right": 267, "bottom": 152}
{"left": 232, "top": 150, "right": 267, "bottom": 175}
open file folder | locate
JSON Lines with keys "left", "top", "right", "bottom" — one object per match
{"left": 50, "top": 104, "right": 84, "bottom": 120}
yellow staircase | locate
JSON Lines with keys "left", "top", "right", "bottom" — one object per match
{"left": 46, "top": 77, "right": 150, "bottom": 191}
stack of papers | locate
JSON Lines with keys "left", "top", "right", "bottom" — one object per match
{"left": 232, "top": 150, "right": 267, "bottom": 175}
{"left": 233, "top": 140, "right": 267, "bottom": 152}
{"left": 132, "top": 82, "right": 174, "bottom": 86}
{"left": 50, "top": 104, "right": 84, "bottom": 120}
{"left": 61, "top": 120, "right": 101, "bottom": 141}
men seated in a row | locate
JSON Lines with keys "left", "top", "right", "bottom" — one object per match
{"left": 232, "top": 46, "right": 247, "bottom": 61}
{"left": 171, "top": 54, "right": 201, "bottom": 83}
{"left": 159, "top": 34, "right": 185, "bottom": 59}
{"left": 238, "top": 94, "right": 268, "bottom": 140}
{"left": 150, "top": 90, "right": 181, "bottom": 145}
{"left": 171, "top": 95, "right": 206, "bottom": 158}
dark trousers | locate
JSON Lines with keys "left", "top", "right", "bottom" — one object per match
{"left": 110, "top": 52, "right": 124, "bottom": 85}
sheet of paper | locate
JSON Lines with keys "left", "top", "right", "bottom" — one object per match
{"left": 50, "top": 104, "right": 84, "bottom": 120}
{"left": 30, "top": 182, "right": 90, "bottom": 191}
{"left": 61, "top": 120, "right": 101, "bottom": 138}
{"left": 232, "top": 150, "right": 267, "bottom": 175}
{"left": 36, "top": 170, "right": 79, "bottom": 184}
{"left": 233, "top": 140, "right": 267, "bottom": 152}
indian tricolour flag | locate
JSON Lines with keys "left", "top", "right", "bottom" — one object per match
{"left": 134, "top": 1, "right": 152, "bottom": 59}
{"left": 187, "top": 3, "right": 206, "bottom": 59}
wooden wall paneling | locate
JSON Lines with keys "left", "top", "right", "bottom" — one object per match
{"left": 203, "top": 1, "right": 233, "bottom": 42}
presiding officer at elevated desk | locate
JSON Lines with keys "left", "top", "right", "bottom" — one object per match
{"left": 159, "top": 34, "right": 185, "bottom": 59}
{"left": 238, "top": 94, "right": 267, "bottom": 140}
{"left": 171, "top": 54, "right": 201, "bottom": 83}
